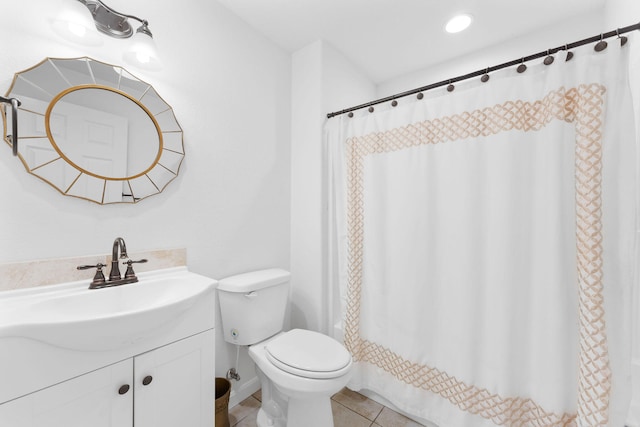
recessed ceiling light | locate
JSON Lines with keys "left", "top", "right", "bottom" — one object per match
{"left": 445, "top": 14, "right": 473, "bottom": 33}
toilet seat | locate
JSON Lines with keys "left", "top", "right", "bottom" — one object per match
{"left": 265, "top": 329, "right": 352, "bottom": 379}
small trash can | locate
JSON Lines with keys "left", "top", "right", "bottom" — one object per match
{"left": 215, "top": 378, "right": 231, "bottom": 427}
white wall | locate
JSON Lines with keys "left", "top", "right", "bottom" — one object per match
{"left": 377, "top": 11, "right": 605, "bottom": 99}
{"left": 290, "top": 42, "right": 324, "bottom": 333}
{"left": 290, "top": 40, "right": 375, "bottom": 335}
{"left": 604, "top": 0, "right": 640, "bottom": 28}
{"left": 0, "top": 0, "right": 291, "bottom": 401}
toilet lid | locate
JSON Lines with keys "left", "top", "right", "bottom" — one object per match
{"left": 265, "top": 329, "right": 352, "bottom": 379}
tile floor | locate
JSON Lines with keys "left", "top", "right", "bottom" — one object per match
{"left": 229, "top": 387, "right": 426, "bottom": 427}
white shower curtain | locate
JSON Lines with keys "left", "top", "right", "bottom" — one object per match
{"left": 326, "top": 39, "right": 638, "bottom": 427}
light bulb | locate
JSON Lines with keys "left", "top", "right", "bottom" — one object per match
{"left": 445, "top": 14, "right": 473, "bottom": 34}
{"left": 52, "top": 0, "right": 102, "bottom": 46}
{"left": 124, "top": 30, "right": 161, "bottom": 71}
{"left": 67, "top": 21, "right": 87, "bottom": 38}
{"left": 137, "top": 52, "right": 151, "bottom": 64}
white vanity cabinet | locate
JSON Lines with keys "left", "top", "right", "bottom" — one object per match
{"left": 0, "top": 329, "right": 214, "bottom": 427}
{"left": 0, "top": 359, "right": 133, "bottom": 427}
{"left": 135, "top": 330, "right": 214, "bottom": 427}
{"left": 0, "top": 267, "right": 217, "bottom": 427}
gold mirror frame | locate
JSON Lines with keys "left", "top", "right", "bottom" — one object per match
{"left": 2, "top": 57, "right": 184, "bottom": 204}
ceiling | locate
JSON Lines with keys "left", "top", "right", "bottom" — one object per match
{"left": 217, "top": 0, "right": 606, "bottom": 84}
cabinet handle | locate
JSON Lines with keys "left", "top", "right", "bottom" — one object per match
{"left": 118, "top": 384, "right": 130, "bottom": 395}
{"left": 142, "top": 375, "right": 153, "bottom": 386}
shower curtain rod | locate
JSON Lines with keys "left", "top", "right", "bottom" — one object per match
{"left": 326, "top": 21, "right": 640, "bottom": 119}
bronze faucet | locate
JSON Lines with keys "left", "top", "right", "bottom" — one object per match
{"left": 77, "top": 237, "right": 147, "bottom": 289}
{"left": 109, "top": 237, "right": 128, "bottom": 282}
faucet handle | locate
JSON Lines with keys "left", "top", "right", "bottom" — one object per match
{"left": 77, "top": 262, "right": 107, "bottom": 272}
{"left": 123, "top": 259, "right": 148, "bottom": 280}
{"left": 77, "top": 263, "right": 107, "bottom": 288}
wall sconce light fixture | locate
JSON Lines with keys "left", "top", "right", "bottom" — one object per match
{"left": 53, "top": 0, "right": 161, "bottom": 71}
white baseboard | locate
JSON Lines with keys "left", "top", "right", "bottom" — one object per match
{"left": 228, "top": 376, "right": 261, "bottom": 409}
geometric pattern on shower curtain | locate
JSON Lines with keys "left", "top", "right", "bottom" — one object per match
{"left": 344, "top": 84, "right": 608, "bottom": 427}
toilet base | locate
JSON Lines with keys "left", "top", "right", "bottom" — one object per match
{"left": 249, "top": 332, "right": 351, "bottom": 427}
{"left": 257, "top": 408, "right": 285, "bottom": 427}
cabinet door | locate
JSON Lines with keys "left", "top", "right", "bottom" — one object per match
{"left": 134, "top": 329, "right": 214, "bottom": 427}
{"left": 0, "top": 359, "right": 133, "bottom": 427}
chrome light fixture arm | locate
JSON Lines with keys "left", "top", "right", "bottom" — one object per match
{"left": 77, "top": 0, "right": 151, "bottom": 39}
{"left": 0, "top": 96, "right": 21, "bottom": 156}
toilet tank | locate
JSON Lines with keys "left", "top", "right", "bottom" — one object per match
{"left": 217, "top": 268, "right": 290, "bottom": 345}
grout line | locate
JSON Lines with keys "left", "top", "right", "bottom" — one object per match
{"left": 372, "top": 405, "right": 383, "bottom": 422}
{"left": 230, "top": 396, "right": 260, "bottom": 426}
{"left": 333, "top": 389, "right": 384, "bottom": 422}
{"left": 333, "top": 399, "right": 376, "bottom": 424}
{"left": 333, "top": 399, "right": 357, "bottom": 412}
{"left": 339, "top": 396, "right": 384, "bottom": 422}
{"left": 237, "top": 390, "right": 412, "bottom": 426}
{"left": 372, "top": 406, "right": 383, "bottom": 424}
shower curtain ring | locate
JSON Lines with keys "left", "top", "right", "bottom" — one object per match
{"left": 517, "top": 58, "right": 527, "bottom": 73}
{"left": 616, "top": 28, "right": 628, "bottom": 46}
{"left": 594, "top": 33, "right": 608, "bottom": 52}
{"left": 446, "top": 79, "right": 455, "bottom": 92}
{"left": 544, "top": 49, "right": 554, "bottom": 65}
{"left": 481, "top": 68, "right": 490, "bottom": 83}
{"left": 565, "top": 44, "right": 574, "bottom": 61}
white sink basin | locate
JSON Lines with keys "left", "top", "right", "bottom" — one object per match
{"left": 0, "top": 267, "right": 216, "bottom": 351}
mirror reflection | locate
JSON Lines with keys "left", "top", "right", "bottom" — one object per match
{"left": 48, "top": 86, "right": 161, "bottom": 180}
{"left": 2, "top": 57, "right": 184, "bottom": 204}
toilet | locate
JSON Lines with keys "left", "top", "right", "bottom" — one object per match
{"left": 217, "top": 269, "right": 352, "bottom": 427}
